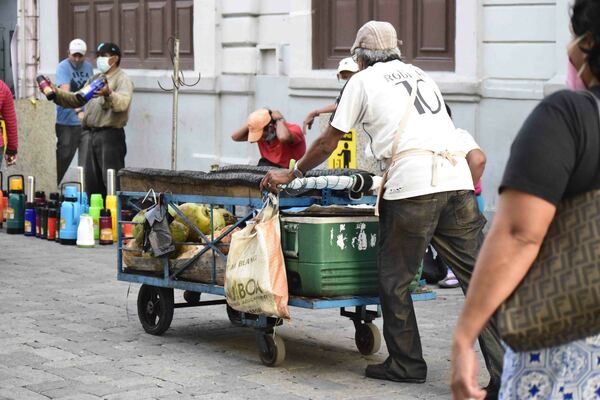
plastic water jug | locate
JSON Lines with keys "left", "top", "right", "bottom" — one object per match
{"left": 77, "top": 214, "right": 95, "bottom": 247}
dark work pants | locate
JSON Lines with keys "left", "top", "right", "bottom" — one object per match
{"left": 378, "top": 190, "right": 504, "bottom": 386}
{"left": 79, "top": 127, "right": 126, "bottom": 197}
{"left": 55, "top": 124, "right": 83, "bottom": 185}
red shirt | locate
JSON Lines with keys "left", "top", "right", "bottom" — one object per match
{"left": 0, "top": 80, "right": 18, "bottom": 154}
{"left": 257, "top": 122, "right": 306, "bottom": 168}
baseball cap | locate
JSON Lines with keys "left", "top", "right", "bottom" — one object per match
{"left": 69, "top": 39, "right": 87, "bottom": 55}
{"left": 96, "top": 42, "right": 121, "bottom": 57}
{"left": 247, "top": 109, "right": 271, "bottom": 143}
{"left": 337, "top": 57, "right": 359, "bottom": 74}
{"left": 351, "top": 21, "right": 398, "bottom": 54}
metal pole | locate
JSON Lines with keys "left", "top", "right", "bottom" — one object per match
{"left": 171, "top": 39, "right": 180, "bottom": 171}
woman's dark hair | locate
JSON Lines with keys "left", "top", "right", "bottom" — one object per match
{"left": 571, "top": 0, "right": 600, "bottom": 80}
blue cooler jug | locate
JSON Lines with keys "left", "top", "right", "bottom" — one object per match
{"left": 59, "top": 182, "right": 82, "bottom": 245}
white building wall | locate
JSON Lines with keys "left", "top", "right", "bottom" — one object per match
{"left": 35, "top": 0, "right": 573, "bottom": 215}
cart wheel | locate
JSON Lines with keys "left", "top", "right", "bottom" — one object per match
{"left": 183, "top": 290, "right": 201, "bottom": 305}
{"left": 257, "top": 334, "right": 286, "bottom": 367}
{"left": 137, "top": 285, "right": 174, "bottom": 336}
{"left": 226, "top": 305, "right": 244, "bottom": 327}
{"left": 355, "top": 323, "right": 381, "bottom": 355}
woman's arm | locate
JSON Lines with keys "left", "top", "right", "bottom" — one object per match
{"left": 451, "top": 189, "right": 556, "bottom": 399}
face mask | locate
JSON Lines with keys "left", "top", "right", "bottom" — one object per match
{"left": 96, "top": 56, "right": 112, "bottom": 73}
{"left": 566, "top": 60, "right": 587, "bottom": 90}
{"left": 566, "top": 35, "right": 588, "bottom": 90}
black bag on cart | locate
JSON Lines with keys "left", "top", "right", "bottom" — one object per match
{"left": 142, "top": 193, "right": 176, "bottom": 257}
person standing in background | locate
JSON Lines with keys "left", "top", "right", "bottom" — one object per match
{"left": 0, "top": 79, "right": 18, "bottom": 167}
{"left": 53, "top": 42, "right": 133, "bottom": 197}
{"left": 303, "top": 57, "right": 359, "bottom": 132}
{"left": 54, "top": 38, "right": 94, "bottom": 184}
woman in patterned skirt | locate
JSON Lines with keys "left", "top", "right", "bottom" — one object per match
{"left": 450, "top": 0, "right": 600, "bottom": 399}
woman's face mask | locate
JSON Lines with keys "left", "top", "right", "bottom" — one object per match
{"left": 96, "top": 56, "right": 112, "bottom": 73}
{"left": 566, "top": 59, "right": 587, "bottom": 90}
{"left": 566, "top": 35, "right": 588, "bottom": 90}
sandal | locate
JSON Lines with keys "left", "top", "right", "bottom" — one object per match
{"left": 438, "top": 270, "right": 460, "bottom": 289}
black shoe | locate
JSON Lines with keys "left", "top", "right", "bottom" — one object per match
{"left": 365, "top": 363, "right": 426, "bottom": 383}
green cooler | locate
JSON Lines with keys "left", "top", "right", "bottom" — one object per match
{"left": 280, "top": 215, "right": 379, "bottom": 297}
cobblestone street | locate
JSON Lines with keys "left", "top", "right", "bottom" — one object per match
{"left": 0, "top": 231, "right": 488, "bottom": 399}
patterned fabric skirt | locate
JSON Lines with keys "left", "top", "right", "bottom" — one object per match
{"left": 499, "top": 334, "right": 600, "bottom": 399}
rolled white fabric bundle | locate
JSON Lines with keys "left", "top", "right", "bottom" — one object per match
{"left": 280, "top": 175, "right": 356, "bottom": 191}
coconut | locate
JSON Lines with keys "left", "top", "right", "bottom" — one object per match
{"left": 175, "top": 203, "right": 225, "bottom": 241}
{"left": 132, "top": 210, "right": 146, "bottom": 243}
{"left": 170, "top": 220, "right": 190, "bottom": 243}
{"left": 214, "top": 224, "right": 240, "bottom": 255}
{"left": 214, "top": 208, "right": 236, "bottom": 226}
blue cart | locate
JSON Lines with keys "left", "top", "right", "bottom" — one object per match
{"left": 117, "top": 189, "right": 432, "bottom": 366}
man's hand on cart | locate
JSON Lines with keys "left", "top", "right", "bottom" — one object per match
{"left": 260, "top": 168, "right": 295, "bottom": 193}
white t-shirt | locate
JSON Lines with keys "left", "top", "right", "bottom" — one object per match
{"left": 330, "top": 59, "right": 479, "bottom": 200}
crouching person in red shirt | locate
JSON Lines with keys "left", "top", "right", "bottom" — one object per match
{"left": 232, "top": 108, "right": 306, "bottom": 168}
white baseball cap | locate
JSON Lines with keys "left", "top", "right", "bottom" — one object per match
{"left": 337, "top": 57, "right": 359, "bottom": 74}
{"left": 69, "top": 39, "right": 87, "bottom": 55}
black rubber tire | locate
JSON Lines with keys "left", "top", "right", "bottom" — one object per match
{"left": 137, "top": 285, "right": 174, "bottom": 336}
{"left": 355, "top": 323, "right": 382, "bottom": 355}
{"left": 257, "top": 334, "right": 286, "bottom": 367}
{"left": 183, "top": 290, "right": 201, "bottom": 305}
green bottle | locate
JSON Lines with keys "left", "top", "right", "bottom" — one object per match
{"left": 89, "top": 194, "right": 104, "bottom": 240}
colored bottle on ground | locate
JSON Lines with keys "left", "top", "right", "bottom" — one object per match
{"left": 24, "top": 177, "right": 36, "bottom": 237}
{"left": 99, "top": 208, "right": 113, "bottom": 245}
{"left": 2, "top": 190, "right": 7, "bottom": 223}
{"left": 55, "top": 195, "right": 62, "bottom": 242}
{"left": 80, "top": 191, "right": 89, "bottom": 214}
{"left": 43, "top": 193, "right": 59, "bottom": 240}
{"left": 106, "top": 169, "right": 118, "bottom": 240}
{"left": 59, "top": 184, "right": 82, "bottom": 245}
{"left": 76, "top": 214, "right": 95, "bottom": 248}
{"left": 89, "top": 194, "right": 103, "bottom": 240}
{"left": 6, "top": 175, "right": 25, "bottom": 234}
{"left": 47, "top": 201, "right": 58, "bottom": 241}
{"left": 24, "top": 202, "right": 36, "bottom": 236}
{"left": 34, "top": 191, "right": 46, "bottom": 238}
{"left": 39, "top": 205, "right": 48, "bottom": 238}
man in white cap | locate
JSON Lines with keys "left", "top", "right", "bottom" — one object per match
{"left": 303, "top": 57, "right": 359, "bottom": 131}
{"left": 261, "top": 21, "right": 502, "bottom": 397}
{"left": 54, "top": 38, "right": 93, "bottom": 185}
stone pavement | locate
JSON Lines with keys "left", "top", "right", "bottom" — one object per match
{"left": 0, "top": 230, "right": 489, "bottom": 400}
